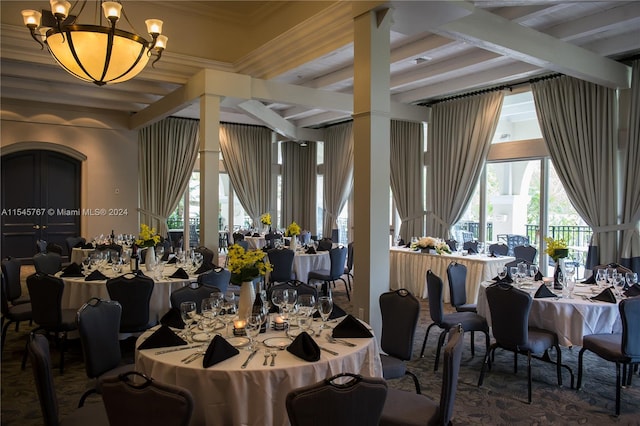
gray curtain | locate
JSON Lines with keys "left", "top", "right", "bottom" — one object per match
{"left": 322, "top": 121, "right": 353, "bottom": 237}
{"left": 426, "top": 92, "right": 504, "bottom": 238}
{"left": 282, "top": 141, "right": 317, "bottom": 234}
{"left": 390, "top": 120, "right": 424, "bottom": 243}
{"left": 138, "top": 117, "right": 199, "bottom": 237}
{"left": 620, "top": 59, "right": 640, "bottom": 273}
{"left": 531, "top": 75, "right": 618, "bottom": 269}
{"left": 220, "top": 123, "right": 272, "bottom": 227}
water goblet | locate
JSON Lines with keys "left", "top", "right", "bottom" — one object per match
{"left": 200, "top": 297, "right": 216, "bottom": 335}
{"left": 596, "top": 269, "right": 608, "bottom": 290}
{"left": 283, "top": 289, "right": 298, "bottom": 321}
{"left": 626, "top": 272, "right": 638, "bottom": 290}
{"left": 509, "top": 267, "right": 519, "bottom": 285}
{"left": 271, "top": 289, "right": 285, "bottom": 316}
{"left": 180, "top": 301, "right": 197, "bottom": 341}
{"left": 606, "top": 267, "right": 617, "bottom": 285}
{"left": 317, "top": 295, "right": 333, "bottom": 330}
{"left": 529, "top": 265, "right": 539, "bottom": 280}
{"left": 82, "top": 256, "right": 91, "bottom": 271}
{"left": 221, "top": 303, "right": 236, "bottom": 338}
{"left": 613, "top": 273, "right": 626, "bottom": 298}
{"left": 245, "top": 314, "right": 263, "bottom": 351}
{"left": 111, "top": 259, "right": 123, "bottom": 275}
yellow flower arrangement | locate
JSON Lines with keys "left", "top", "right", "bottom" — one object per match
{"left": 544, "top": 237, "right": 569, "bottom": 261}
{"left": 286, "top": 221, "right": 301, "bottom": 237}
{"left": 136, "top": 224, "right": 161, "bottom": 248}
{"left": 227, "top": 244, "right": 272, "bottom": 284}
{"left": 260, "top": 213, "right": 271, "bottom": 226}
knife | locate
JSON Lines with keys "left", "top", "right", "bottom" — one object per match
{"left": 241, "top": 349, "right": 259, "bottom": 369}
{"left": 154, "top": 344, "right": 203, "bottom": 355}
{"left": 320, "top": 346, "right": 339, "bottom": 356}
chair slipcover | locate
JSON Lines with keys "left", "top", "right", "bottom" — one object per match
{"left": 32, "top": 252, "right": 62, "bottom": 275}
{"left": 1, "top": 272, "right": 32, "bottom": 349}
{"left": 197, "top": 268, "right": 231, "bottom": 294}
{"left": 488, "top": 243, "right": 509, "bottom": 256}
{"left": 447, "top": 262, "right": 477, "bottom": 313}
{"left": 170, "top": 283, "right": 220, "bottom": 313}
{"left": 1, "top": 258, "right": 29, "bottom": 305}
{"left": 267, "top": 248, "right": 295, "bottom": 285}
{"left": 513, "top": 245, "right": 538, "bottom": 263}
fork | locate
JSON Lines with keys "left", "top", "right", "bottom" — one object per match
{"left": 326, "top": 335, "right": 356, "bottom": 347}
{"left": 270, "top": 352, "right": 277, "bottom": 367}
{"left": 263, "top": 349, "right": 271, "bottom": 366}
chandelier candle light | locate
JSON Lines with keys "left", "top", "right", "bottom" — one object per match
{"left": 21, "top": 0, "right": 168, "bottom": 86}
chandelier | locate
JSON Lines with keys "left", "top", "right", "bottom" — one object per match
{"left": 21, "top": 1, "right": 168, "bottom": 86}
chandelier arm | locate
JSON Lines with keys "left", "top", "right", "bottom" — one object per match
{"left": 151, "top": 49, "right": 163, "bottom": 67}
{"left": 63, "top": 29, "right": 105, "bottom": 86}
{"left": 28, "top": 27, "right": 45, "bottom": 49}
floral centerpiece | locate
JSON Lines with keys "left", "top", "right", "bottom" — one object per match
{"left": 260, "top": 212, "right": 271, "bottom": 226}
{"left": 136, "top": 224, "right": 161, "bottom": 248}
{"left": 286, "top": 221, "right": 301, "bottom": 237}
{"left": 545, "top": 237, "right": 569, "bottom": 289}
{"left": 228, "top": 244, "right": 272, "bottom": 318}
{"left": 411, "top": 236, "right": 451, "bottom": 255}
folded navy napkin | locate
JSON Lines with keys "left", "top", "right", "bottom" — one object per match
{"left": 137, "top": 325, "right": 187, "bottom": 350}
{"left": 332, "top": 314, "right": 373, "bottom": 338}
{"left": 167, "top": 256, "right": 177, "bottom": 264}
{"left": 203, "top": 335, "right": 239, "bottom": 367}
{"left": 313, "top": 303, "right": 347, "bottom": 320}
{"left": 534, "top": 270, "right": 544, "bottom": 281}
{"left": 84, "top": 270, "right": 108, "bottom": 281}
{"left": 170, "top": 268, "right": 189, "bottom": 279}
{"left": 493, "top": 275, "right": 513, "bottom": 284}
{"left": 305, "top": 247, "right": 316, "bottom": 254}
{"left": 534, "top": 284, "right": 557, "bottom": 298}
{"left": 591, "top": 287, "right": 617, "bottom": 303}
{"left": 624, "top": 284, "right": 640, "bottom": 297}
{"left": 160, "top": 308, "right": 186, "bottom": 329}
{"left": 286, "top": 331, "right": 320, "bottom": 362}
{"left": 582, "top": 275, "right": 596, "bottom": 284}
{"left": 61, "top": 263, "right": 84, "bottom": 277}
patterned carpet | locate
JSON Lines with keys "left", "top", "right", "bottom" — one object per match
{"left": 2, "top": 270, "right": 639, "bottom": 425}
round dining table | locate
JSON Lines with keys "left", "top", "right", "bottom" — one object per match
{"left": 292, "top": 250, "right": 330, "bottom": 283}
{"left": 135, "top": 322, "right": 382, "bottom": 426}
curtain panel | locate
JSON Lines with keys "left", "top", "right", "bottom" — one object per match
{"left": 219, "top": 123, "right": 272, "bottom": 227}
{"left": 138, "top": 117, "right": 199, "bottom": 237}
{"left": 322, "top": 121, "right": 354, "bottom": 238}
{"left": 390, "top": 120, "right": 424, "bottom": 243}
{"left": 620, "top": 59, "right": 640, "bottom": 273}
{"left": 282, "top": 141, "right": 317, "bottom": 234}
{"left": 531, "top": 76, "right": 618, "bottom": 269}
{"left": 426, "top": 92, "right": 504, "bottom": 239}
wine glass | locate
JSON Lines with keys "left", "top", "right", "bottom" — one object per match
{"left": 200, "top": 297, "right": 216, "bottom": 336}
{"left": 564, "top": 262, "right": 576, "bottom": 283}
{"left": 271, "top": 289, "right": 285, "bottom": 316}
{"left": 529, "top": 265, "right": 539, "bottom": 280}
{"left": 509, "top": 267, "right": 518, "bottom": 285}
{"left": 317, "top": 295, "right": 333, "bottom": 330}
{"left": 613, "top": 273, "right": 626, "bottom": 298}
{"left": 220, "top": 302, "right": 236, "bottom": 338}
{"left": 498, "top": 266, "right": 507, "bottom": 281}
{"left": 626, "top": 272, "right": 638, "bottom": 290}
{"left": 596, "top": 269, "right": 608, "bottom": 290}
{"left": 296, "top": 294, "right": 315, "bottom": 332}
{"left": 283, "top": 289, "right": 298, "bottom": 320}
{"left": 180, "top": 301, "right": 197, "bottom": 340}
{"left": 82, "top": 256, "right": 91, "bottom": 271}
{"left": 245, "top": 314, "right": 263, "bottom": 351}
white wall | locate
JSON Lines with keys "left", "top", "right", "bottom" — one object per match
{"left": 1, "top": 100, "right": 139, "bottom": 239}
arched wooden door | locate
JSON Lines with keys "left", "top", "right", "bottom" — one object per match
{"left": 1, "top": 150, "right": 81, "bottom": 263}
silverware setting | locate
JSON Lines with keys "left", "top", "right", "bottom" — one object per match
{"left": 319, "top": 346, "right": 338, "bottom": 356}
{"left": 154, "top": 344, "right": 203, "bottom": 355}
{"left": 241, "top": 349, "right": 259, "bottom": 369}
{"left": 182, "top": 352, "right": 203, "bottom": 364}
{"left": 263, "top": 350, "right": 271, "bottom": 366}
{"left": 326, "top": 336, "right": 356, "bottom": 347}
{"left": 270, "top": 352, "right": 277, "bottom": 366}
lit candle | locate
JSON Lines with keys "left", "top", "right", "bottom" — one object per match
{"left": 274, "top": 316, "right": 284, "bottom": 324}
{"left": 234, "top": 320, "right": 246, "bottom": 329}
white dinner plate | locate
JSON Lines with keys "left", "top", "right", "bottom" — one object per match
{"left": 227, "top": 337, "right": 250, "bottom": 348}
{"left": 191, "top": 333, "right": 211, "bottom": 342}
{"left": 286, "top": 328, "right": 315, "bottom": 339}
{"left": 263, "top": 337, "right": 292, "bottom": 350}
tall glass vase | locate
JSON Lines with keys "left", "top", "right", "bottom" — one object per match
{"left": 145, "top": 246, "right": 156, "bottom": 272}
{"left": 291, "top": 235, "right": 298, "bottom": 252}
{"left": 238, "top": 281, "right": 256, "bottom": 320}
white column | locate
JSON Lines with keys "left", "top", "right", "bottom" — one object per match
{"left": 199, "top": 94, "right": 221, "bottom": 264}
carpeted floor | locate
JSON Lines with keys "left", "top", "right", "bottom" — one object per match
{"left": 2, "top": 267, "right": 639, "bottom": 425}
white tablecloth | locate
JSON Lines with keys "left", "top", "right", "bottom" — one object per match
{"left": 477, "top": 282, "right": 622, "bottom": 347}
{"left": 70, "top": 247, "right": 94, "bottom": 265}
{"left": 293, "top": 251, "right": 330, "bottom": 283}
{"left": 389, "top": 247, "right": 515, "bottom": 303}
{"left": 135, "top": 324, "right": 382, "bottom": 426}
{"left": 245, "top": 236, "right": 267, "bottom": 250}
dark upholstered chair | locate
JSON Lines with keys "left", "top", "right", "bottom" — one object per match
{"left": 267, "top": 248, "right": 295, "bottom": 285}
{"left": 577, "top": 297, "right": 640, "bottom": 416}
{"left": 76, "top": 298, "right": 133, "bottom": 408}
{"left": 286, "top": 373, "right": 388, "bottom": 426}
{"left": 267, "top": 281, "right": 318, "bottom": 301}
{"left": 420, "top": 270, "right": 489, "bottom": 372}
{"left": 170, "top": 282, "right": 219, "bottom": 313}
{"left": 1, "top": 272, "right": 32, "bottom": 350}
{"left": 513, "top": 245, "right": 538, "bottom": 263}
{"left": 24, "top": 273, "right": 77, "bottom": 373}
{"left": 106, "top": 274, "right": 154, "bottom": 334}
{"left": 462, "top": 240, "right": 478, "bottom": 254}
{"left": 65, "top": 236, "right": 86, "bottom": 255}
{"left": 379, "top": 289, "right": 421, "bottom": 393}
{"left": 197, "top": 267, "right": 231, "bottom": 295}
{"left": 343, "top": 242, "right": 354, "bottom": 292}
{"left": 447, "top": 262, "right": 477, "bottom": 313}
{"left": 33, "top": 252, "right": 62, "bottom": 275}
{"left": 488, "top": 242, "right": 508, "bottom": 256}
{"left": 478, "top": 283, "right": 568, "bottom": 403}
{"left": 308, "top": 246, "right": 348, "bottom": 299}
{"left": 380, "top": 324, "right": 464, "bottom": 426}
{"left": 2, "top": 257, "right": 30, "bottom": 305}
{"left": 28, "top": 332, "right": 109, "bottom": 426}
{"left": 101, "top": 371, "right": 194, "bottom": 426}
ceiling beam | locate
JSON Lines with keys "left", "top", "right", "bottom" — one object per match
{"left": 238, "top": 100, "right": 323, "bottom": 140}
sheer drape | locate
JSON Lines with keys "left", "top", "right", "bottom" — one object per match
{"left": 531, "top": 76, "right": 618, "bottom": 269}
{"left": 322, "top": 122, "right": 353, "bottom": 237}
{"left": 138, "top": 117, "right": 199, "bottom": 237}
{"left": 220, "top": 123, "right": 272, "bottom": 227}
{"left": 426, "top": 92, "right": 504, "bottom": 239}
{"left": 390, "top": 120, "right": 424, "bottom": 242}
{"left": 282, "top": 141, "right": 317, "bottom": 234}
{"left": 620, "top": 59, "right": 640, "bottom": 273}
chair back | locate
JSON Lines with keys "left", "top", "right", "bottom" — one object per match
{"left": 170, "top": 283, "right": 218, "bottom": 313}
{"left": 462, "top": 241, "right": 478, "bottom": 254}
{"left": 45, "top": 243, "right": 64, "bottom": 255}
{"left": 197, "top": 268, "right": 231, "bottom": 294}
{"left": 317, "top": 238, "right": 333, "bottom": 251}
{"left": 620, "top": 297, "right": 640, "bottom": 358}
{"left": 106, "top": 274, "right": 154, "bottom": 333}
{"left": 426, "top": 270, "right": 445, "bottom": 323}
{"left": 445, "top": 239, "right": 458, "bottom": 252}
{"left": 267, "top": 249, "right": 295, "bottom": 283}
{"left": 26, "top": 274, "right": 65, "bottom": 329}
{"left": 235, "top": 240, "right": 249, "bottom": 251}
{"left": 345, "top": 242, "right": 354, "bottom": 273}
{"left": 488, "top": 243, "right": 508, "bottom": 256}
{"left": 65, "top": 236, "right": 86, "bottom": 255}
{"left": 77, "top": 298, "right": 122, "bottom": 379}
{"left": 195, "top": 246, "right": 214, "bottom": 267}
{"left": 33, "top": 252, "right": 62, "bottom": 275}
{"left": 379, "top": 289, "right": 420, "bottom": 360}
{"left": 513, "top": 245, "right": 537, "bottom": 263}
{"left": 504, "top": 258, "right": 534, "bottom": 271}
{"left": 232, "top": 232, "right": 245, "bottom": 244}
{"left": 329, "top": 246, "right": 348, "bottom": 279}
{"left": 1, "top": 257, "right": 23, "bottom": 303}
{"left": 28, "top": 333, "right": 60, "bottom": 426}
{"left": 36, "top": 239, "right": 48, "bottom": 253}
{"left": 300, "top": 231, "right": 311, "bottom": 245}
{"left": 439, "top": 324, "right": 465, "bottom": 425}
{"left": 286, "top": 373, "right": 387, "bottom": 426}
{"left": 1, "top": 273, "right": 11, "bottom": 316}
{"left": 485, "top": 284, "right": 531, "bottom": 348}
{"left": 267, "top": 281, "right": 318, "bottom": 300}
{"left": 101, "top": 371, "right": 194, "bottom": 426}
{"left": 447, "top": 262, "right": 468, "bottom": 308}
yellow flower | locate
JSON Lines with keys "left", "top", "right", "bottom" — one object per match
{"left": 260, "top": 213, "right": 271, "bottom": 226}
{"left": 286, "top": 221, "right": 301, "bottom": 236}
{"left": 227, "top": 244, "right": 272, "bottom": 284}
{"left": 136, "top": 224, "right": 161, "bottom": 248}
{"left": 544, "top": 237, "right": 568, "bottom": 261}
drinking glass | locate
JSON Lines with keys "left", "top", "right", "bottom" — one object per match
{"left": 613, "top": 273, "right": 626, "bottom": 298}
{"left": 111, "top": 258, "right": 122, "bottom": 275}
{"left": 82, "top": 256, "right": 91, "bottom": 271}
{"left": 180, "top": 301, "right": 197, "bottom": 340}
{"left": 283, "top": 289, "right": 298, "bottom": 320}
{"left": 529, "top": 265, "right": 539, "bottom": 280}
{"left": 564, "top": 262, "right": 576, "bottom": 284}
{"left": 606, "top": 268, "right": 617, "bottom": 285}
{"left": 245, "top": 314, "right": 263, "bottom": 351}
{"left": 498, "top": 266, "right": 507, "bottom": 281}
{"left": 626, "top": 272, "right": 638, "bottom": 289}
{"left": 200, "top": 297, "right": 216, "bottom": 335}
{"left": 509, "top": 267, "right": 518, "bottom": 285}
{"left": 271, "top": 289, "right": 285, "bottom": 315}
{"left": 317, "top": 295, "right": 333, "bottom": 330}
{"left": 596, "top": 269, "right": 608, "bottom": 290}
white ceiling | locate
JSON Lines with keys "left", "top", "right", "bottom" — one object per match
{"left": 1, "top": 1, "right": 639, "bottom": 133}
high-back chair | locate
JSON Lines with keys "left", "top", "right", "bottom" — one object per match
{"left": 33, "top": 252, "right": 62, "bottom": 275}
{"left": 462, "top": 240, "right": 478, "bottom": 254}
{"left": 267, "top": 281, "right": 318, "bottom": 301}
{"left": 307, "top": 246, "right": 348, "bottom": 299}
{"left": 101, "top": 371, "right": 194, "bottom": 426}
{"left": 379, "top": 288, "right": 421, "bottom": 393}
{"left": 420, "top": 270, "right": 489, "bottom": 372}
{"left": 447, "top": 262, "right": 476, "bottom": 313}
{"left": 65, "top": 236, "right": 86, "bottom": 255}
{"left": 76, "top": 298, "right": 134, "bottom": 408}
{"left": 2, "top": 257, "right": 29, "bottom": 305}
{"left": 380, "top": 324, "right": 464, "bottom": 426}
{"left": 267, "top": 248, "right": 295, "bottom": 286}
{"left": 513, "top": 245, "right": 537, "bottom": 263}
{"left": 197, "top": 267, "right": 231, "bottom": 294}
{"left": 343, "top": 242, "right": 354, "bottom": 291}
{"left": 577, "top": 297, "right": 640, "bottom": 416}
{"left": 1, "top": 272, "right": 32, "bottom": 350}
{"left": 286, "top": 373, "right": 388, "bottom": 426}
{"left": 106, "top": 274, "right": 155, "bottom": 334}
{"left": 488, "top": 242, "right": 508, "bottom": 256}
{"left": 170, "top": 283, "right": 219, "bottom": 313}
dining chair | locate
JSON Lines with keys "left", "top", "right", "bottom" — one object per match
{"left": 197, "top": 267, "right": 231, "bottom": 294}
{"left": 194, "top": 246, "right": 215, "bottom": 273}
{"left": 36, "top": 239, "right": 48, "bottom": 254}
{"left": 24, "top": 273, "right": 77, "bottom": 373}
{"left": 577, "top": 297, "right": 640, "bottom": 416}
{"left": 170, "top": 282, "right": 219, "bottom": 313}
{"left": 1, "top": 257, "right": 30, "bottom": 305}
{"left": 267, "top": 248, "right": 295, "bottom": 286}
{"left": 28, "top": 332, "right": 109, "bottom": 426}
{"left": 447, "top": 262, "right": 477, "bottom": 313}
{"left": 1, "top": 272, "right": 32, "bottom": 351}
{"left": 76, "top": 298, "right": 133, "bottom": 408}
{"left": 462, "top": 240, "right": 478, "bottom": 254}
{"left": 45, "top": 243, "right": 64, "bottom": 255}
{"left": 101, "top": 371, "right": 194, "bottom": 426}
{"left": 286, "top": 373, "right": 388, "bottom": 426}
{"left": 32, "top": 252, "right": 62, "bottom": 275}
{"left": 343, "top": 242, "right": 354, "bottom": 292}
{"left": 267, "top": 281, "right": 318, "bottom": 301}
{"left": 380, "top": 324, "right": 464, "bottom": 426}
{"left": 307, "top": 246, "right": 349, "bottom": 299}
{"left": 478, "top": 283, "right": 569, "bottom": 403}
{"left": 488, "top": 242, "right": 509, "bottom": 256}
{"left": 106, "top": 274, "right": 155, "bottom": 334}
{"left": 65, "top": 236, "right": 86, "bottom": 256}
{"left": 232, "top": 232, "right": 245, "bottom": 244}
{"left": 513, "top": 245, "right": 537, "bottom": 263}
{"left": 379, "top": 288, "right": 421, "bottom": 393}
{"left": 420, "top": 270, "right": 489, "bottom": 372}
{"left": 316, "top": 238, "right": 333, "bottom": 251}
{"left": 445, "top": 239, "right": 458, "bottom": 252}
